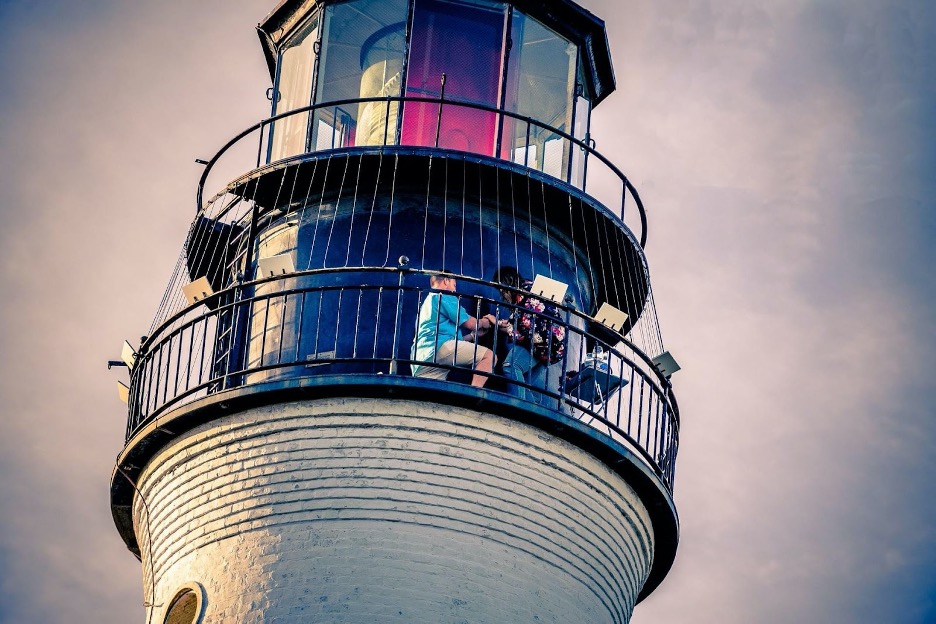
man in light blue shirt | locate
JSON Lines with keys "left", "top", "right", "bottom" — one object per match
{"left": 412, "top": 272, "right": 495, "bottom": 387}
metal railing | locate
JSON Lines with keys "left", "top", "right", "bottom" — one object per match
{"left": 126, "top": 269, "right": 678, "bottom": 488}
{"left": 196, "top": 96, "right": 649, "bottom": 247}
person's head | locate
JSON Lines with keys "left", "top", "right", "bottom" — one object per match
{"left": 492, "top": 266, "right": 521, "bottom": 301}
{"left": 430, "top": 271, "right": 456, "bottom": 291}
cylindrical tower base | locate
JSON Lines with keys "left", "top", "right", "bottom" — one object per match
{"left": 134, "top": 398, "right": 654, "bottom": 623}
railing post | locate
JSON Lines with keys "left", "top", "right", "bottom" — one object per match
{"left": 621, "top": 181, "right": 627, "bottom": 221}
{"left": 582, "top": 135, "right": 593, "bottom": 193}
{"left": 558, "top": 297, "right": 575, "bottom": 413}
{"left": 389, "top": 256, "right": 410, "bottom": 374}
{"left": 434, "top": 73, "right": 447, "bottom": 149}
{"left": 256, "top": 120, "right": 265, "bottom": 168}
{"left": 524, "top": 122, "right": 531, "bottom": 168}
{"left": 384, "top": 95, "right": 392, "bottom": 147}
{"left": 565, "top": 133, "right": 574, "bottom": 185}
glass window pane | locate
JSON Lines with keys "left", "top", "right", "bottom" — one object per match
{"left": 570, "top": 58, "right": 592, "bottom": 188}
{"left": 402, "top": 0, "right": 505, "bottom": 154}
{"left": 270, "top": 18, "right": 319, "bottom": 162}
{"left": 314, "top": 0, "right": 408, "bottom": 149}
{"left": 502, "top": 12, "right": 576, "bottom": 177}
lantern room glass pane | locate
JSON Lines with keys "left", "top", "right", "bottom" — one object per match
{"left": 402, "top": 0, "right": 506, "bottom": 154}
{"left": 314, "top": 0, "right": 408, "bottom": 150}
{"left": 502, "top": 11, "right": 576, "bottom": 179}
{"left": 570, "top": 57, "right": 592, "bottom": 188}
{"left": 270, "top": 17, "right": 319, "bottom": 162}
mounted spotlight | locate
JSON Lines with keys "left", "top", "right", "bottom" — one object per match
{"left": 121, "top": 340, "right": 138, "bottom": 370}
{"left": 182, "top": 276, "right": 215, "bottom": 305}
{"left": 117, "top": 381, "right": 130, "bottom": 404}
{"left": 652, "top": 351, "right": 681, "bottom": 379}
{"left": 257, "top": 253, "right": 296, "bottom": 278}
{"left": 593, "top": 302, "right": 628, "bottom": 333}
{"left": 530, "top": 274, "right": 568, "bottom": 303}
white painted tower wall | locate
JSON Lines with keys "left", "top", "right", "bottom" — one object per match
{"left": 134, "top": 398, "right": 655, "bottom": 623}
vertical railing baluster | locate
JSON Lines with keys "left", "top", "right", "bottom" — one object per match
{"left": 331, "top": 106, "right": 338, "bottom": 148}
{"left": 389, "top": 260, "right": 408, "bottom": 374}
{"left": 277, "top": 293, "right": 288, "bottom": 368}
{"left": 612, "top": 351, "right": 623, "bottom": 430}
{"left": 154, "top": 343, "right": 164, "bottom": 413}
{"left": 524, "top": 122, "right": 531, "bottom": 168}
{"left": 313, "top": 290, "right": 325, "bottom": 359}
{"left": 351, "top": 287, "right": 364, "bottom": 359}
{"left": 636, "top": 377, "right": 646, "bottom": 448}
{"left": 384, "top": 96, "right": 392, "bottom": 147}
{"left": 259, "top": 294, "right": 271, "bottom": 369}
{"left": 294, "top": 291, "right": 307, "bottom": 364}
{"left": 582, "top": 135, "right": 591, "bottom": 193}
{"left": 172, "top": 332, "right": 182, "bottom": 401}
{"left": 374, "top": 286, "right": 385, "bottom": 361}
{"left": 147, "top": 355, "right": 155, "bottom": 420}
{"left": 565, "top": 134, "right": 574, "bottom": 184}
{"left": 165, "top": 336, "right": 174, "bottom": 405}
{"left": 233, "top": 298, "right": 247, "bottom": 379}
{"left": 557, "top": 306, "right": 572, "bottom": 412}
{"left": 434, "top": 73, "right": 447, "bottom": 149}
{"left": 621, "top": 178, "right": 627, "bottom": 221}
{"left": 334, "top": 288, "right": 344, "bottom": 360}
{"left": 199, "top": 316, "right": 209, "bottom": 387}
{"left": 626, "top": 366, "right": 636, "bottom": 434}
{"left": 256, "top": 121, "right": 265, "bottom": 168}
{"left": 185, "top": 322, "right": 195, "bottom": 393}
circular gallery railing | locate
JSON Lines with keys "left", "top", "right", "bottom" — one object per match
{"left": 126, "top": 269, "right": 679, "bottom": 489}
{"left": 197, "top": 96, "right": 650, "bottom": 247}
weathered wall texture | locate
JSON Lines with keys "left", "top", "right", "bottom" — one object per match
{"left": 134, "top": 398, "right": 654, "bottom": 623}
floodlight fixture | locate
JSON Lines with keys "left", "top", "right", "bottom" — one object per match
{"left": 117, "top": 381, "right": 130, "bottom": 404}
{"left": 257, "top": 253, "right": 296, "bottom": 278}
{"left": 121, "top": 340, "right": 137, "bottom": 370}
{"left": 594, "top": 302, "right": 628, "bottom": 333}
{"left": 182, "top": 276, "right": 215, "bottom": 305}
{"left": 530, "top": 274, "right": 568, "bottom": 303}
{"left": 652, "top": 351, "right": 681, "bottom": 378}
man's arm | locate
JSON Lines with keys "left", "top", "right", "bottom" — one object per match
{"left": 461, "top": 314, "right": 497, "bottom": 341}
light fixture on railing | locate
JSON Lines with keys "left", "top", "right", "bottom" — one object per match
{"left": 652, "top": 351, "right": 681, "bottom": 379}
{"left": 530, "top": 274, "right": 568, "bottom": 303}
{"left": 182, "top": 276, "right": 215, "bottom": 305}
{"left": 120, "top": 340, "right": 137, "bottom": 370}
{"left": 593, "top": 302, "right": 628, "bottom": 333}
{"left": 257, "top": 253, "right": 296, "bottom": 278}
{"left": 117, "top": 381, "right": 130, "bottom": 404}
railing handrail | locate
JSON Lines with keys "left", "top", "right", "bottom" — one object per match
{"left": 128, "top": 268, "right": 679, "bottom": 487}
{"left": 195, "top": 96, "right": 648, "bottom": 247}
{"left": 141, "top": 266, "right": 674, "bottom": 400}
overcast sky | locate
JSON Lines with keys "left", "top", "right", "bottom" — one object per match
{"left": 1, "top": 1, "right": 934, "bottom": 622}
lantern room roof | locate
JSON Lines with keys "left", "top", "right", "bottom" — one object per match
{"left": 257, "top": 0, "right": 616, "bottom": 104}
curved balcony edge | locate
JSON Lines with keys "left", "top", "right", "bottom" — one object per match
{"left": 126, "top": 270, "right": 679, "bottom": 483}
{"left": 212, "top": 145, "right": 646, "bottom": 260}
{"left": 196, "top": 97, "right": 649, "bottom": 247}
{"left": 110, "top": 374, "right": 678, "bottom": 603}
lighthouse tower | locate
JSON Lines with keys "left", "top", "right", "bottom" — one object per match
{"left": 110, "top": 1, "right": 680, "bottom": 622}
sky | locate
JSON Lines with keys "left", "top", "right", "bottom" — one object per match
{"left": 0, "top": 1, "right": 934, "bottom": 623}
